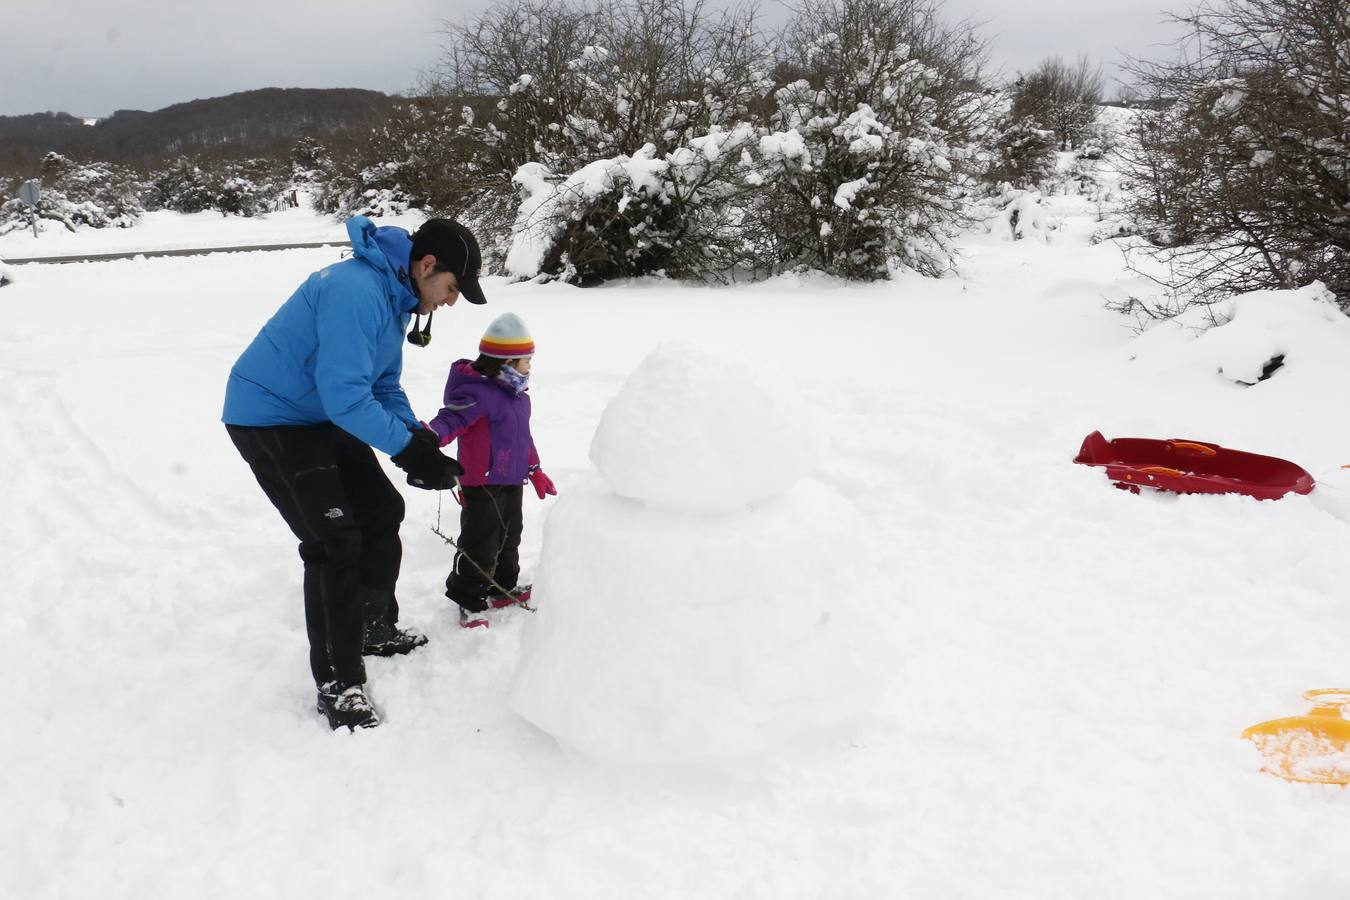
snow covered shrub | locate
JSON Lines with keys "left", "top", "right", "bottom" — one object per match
{"left": 289, "top": 137, "right": 331, "bottom": 187}
{"left": 209, "top": 159, "right": 290, "bottom": 217}
{"left": 1074, "top": 119, "right": 1116, "bottom": 161}
{"left": 506, "top": 124, "right": 761, "bottom": 283}
{"left": 748, "top": 0, "right": 992, "bottom": 279}
{"left": 1007, "top": 56, "right": 1104, "bottom": 152}
{"left": 985, "top": 189, "right": 1056, "bottom": 242}
{"left": 312, "top": 155, "right": 414, "bottom": 219}
{"left": 145, "top": 158, "right": 215, "bottom": 213}
{"left": 450, "top": 0, "right": 771, "bottom": 281}
{"left": 0, "top": 152, "right": 142, "bottom": 234}
{"left": 984, "top": 118, "right": 1058, "bottom": 189}
{"left": 144, "top": 157, "right": 289, "bottom": 217}
{"left": 310, "top": 98, "right": 490, "bottom": 227}
{"left": 1122, "top": 0, "right": 1350, "bottom": 309}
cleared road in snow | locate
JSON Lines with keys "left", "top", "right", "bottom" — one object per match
{"left": 2, "top": 239, "right": 352, "bottom": 265}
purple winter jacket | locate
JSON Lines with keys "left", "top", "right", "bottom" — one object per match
{"left": 426, "top": 359, "right": 539, "bottom": 487}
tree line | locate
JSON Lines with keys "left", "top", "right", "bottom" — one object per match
{"left": 309, "top": 0, "right": 1103, "bottom": 284}
{"left": 0, "top": 88, "right": 394, "bottom": 173}
{"left": 5, "top": 0, "right": 1343, "bottom": 313}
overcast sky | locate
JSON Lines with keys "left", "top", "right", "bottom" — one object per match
{"left": 1, "top": 0, "right": 1194, "bottom": 118}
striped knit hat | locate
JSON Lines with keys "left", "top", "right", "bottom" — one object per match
{"left": 479, "top": 313, "right": 535, "bottom": 359}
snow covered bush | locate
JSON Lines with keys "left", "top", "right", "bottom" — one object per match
{"left": 1122, "top": 0, "right": 1350, "bottom": 309}
{"left": 1007, "top": 56, "right": 1104, "bottom": 152}
{"left": 506, "top": 124, "right": 761, "bottom": 283}
{"left": 0, "top": 152, "right": 143, "bottom": 234}
{"left": 984, "top": 118, "right": 1058, "bottom": 189}
{"left": 289, "top": 137, "right": 330, "bottom": 187}
{"left": 308, "top": 98, "right": 501, "bottom": 232}
{"left": 747, "top": 0, "right": 992, "bottom": 279}
{"left": 427, "top": 0, "right": 995, "bottom": 284}
{"left": 984, "top": 189, "right": 1056, "bottom": 242}
{"left": 313, "top": 155, "right": 416, "bottom": 220}
{"left": 208, "top": 159, "right": 291, "bottom": 217}
{"left": 444, "top": 0, "right": 770, "bottom": 281}
{"left": 144, "top": 156, "right": 291, "bottom": 217}
{"left": 145, "top": 158, "right": 215, "bottom": 213}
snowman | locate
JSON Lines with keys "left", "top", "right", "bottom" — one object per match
{"left": 510, "top": 343, "right": 890, "bottom": 763}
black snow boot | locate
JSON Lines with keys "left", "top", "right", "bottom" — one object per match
{"left": 362, "top": 587, "right": 428, "bottom": 657}
{"left": 316, "top": 681, "right": 380, "bottom": 731}
{"left": 364, "top": 626, "right": 429, "bottom": 657}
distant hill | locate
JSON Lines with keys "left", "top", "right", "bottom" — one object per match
{"left": 0, "top": 87, "right": 398, "bottom": 174}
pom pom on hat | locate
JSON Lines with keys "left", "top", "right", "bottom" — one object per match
{"left": 479, "top": 313, "right": 535, "bottom": 359}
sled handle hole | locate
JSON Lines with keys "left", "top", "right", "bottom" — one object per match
{"left": 1167, "top": 441, "right": 1217, "bottom": 457}
{"left": 1304, "top": 689, "right": 1350, "bottom": 710}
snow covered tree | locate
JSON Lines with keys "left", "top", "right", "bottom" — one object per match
{"left": 1008, "top": 56, "right": 1104, "bottom": 151}
{"left": 310, "top": 99, "right": 477, "bottom": 222}
{"left": 984, "top": 117, "right": 1059, "bottom": 189}
{"left": 290, "top": 137, "right": 331, "bottom": 187}
{"left": 427, "top": 0, "right": 992, "bottom": 283}
{"left": 145, "top": 158, "right": 215, "bottom": 213}
{"left": 746, "top": 0, "right": 992, "bottom": 279}
{"left": 1122, "top": 0, "right": 1350, "bottom": 308}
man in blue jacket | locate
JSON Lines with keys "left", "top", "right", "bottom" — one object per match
{"left": 223, "top": 216, "right": 485, "bottom": 731}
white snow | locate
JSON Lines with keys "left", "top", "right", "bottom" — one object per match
{"left": 505, "top": 162, "right": 561, "bottom": 278}
{"left": 833, "top": 176, "right": 870, "bottom": 210}
{"left": 512, "top": 477, "right": 887, "bottom": 762}
{"left": 0, "top": 196, "right": 426, "bottom": 259}
{"left": 758, "top": 129, "right": 810, "bottom": 166}
{"left": 588, "top": 343, "right": 819, "bottom": 512}
{"left": 996, "top": 190, "right": 1056, "bottom": 242}
{"left": 1213, "top": 84, "right": 1248, "bottom": 116}
{"left": 3, "top": 172, "right": 1350, "bottom": 899}
{"left": 516, "top": 346, "right": 870, "bottom": 761}
{"left": 1309, "top": 466, "right": 1350, "bottom": 524}
{"left": 1126, "top": 282, "right": 1350, "bottom": 387}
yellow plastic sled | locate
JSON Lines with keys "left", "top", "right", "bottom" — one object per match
{"left": 1242, "top": 689, "right": 1350, "bottom": 785}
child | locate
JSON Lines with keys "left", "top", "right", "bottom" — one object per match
{"left": 427, "top": 313, "right": 556, "bottom": 628}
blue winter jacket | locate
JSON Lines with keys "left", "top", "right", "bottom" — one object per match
{"left": 222, "top": 217, "right": 421, "bottom": 456}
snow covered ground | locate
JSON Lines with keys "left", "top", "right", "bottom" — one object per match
{"left": 3, "top": 185, "right": 1350, "bottom": 899}
{"left": 0, "top": 203, "right": 427, "bottom": 258}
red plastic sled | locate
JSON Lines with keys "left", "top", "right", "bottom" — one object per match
{"left": 1073, "top": 431, "right": 1315, "bottom": 500}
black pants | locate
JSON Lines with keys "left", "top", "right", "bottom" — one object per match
{"left": 445, "top": 484, "right": 523, "bottom": 609}
{"left": 227, "top": 423, "right": 405, "bottom": 687}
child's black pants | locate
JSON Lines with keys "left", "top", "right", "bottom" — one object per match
{"left": 446, "top": 484, "right": 523, "bottom": 610}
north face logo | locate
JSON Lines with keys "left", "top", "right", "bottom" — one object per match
{"left": 323, "top": 508, "right": 345, "bottom": 519}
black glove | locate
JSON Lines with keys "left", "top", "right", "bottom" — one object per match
{"left": 391, "top": 427, "right": 464, "bottom": 491}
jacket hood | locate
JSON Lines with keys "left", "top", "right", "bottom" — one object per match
{"left": 447, "top": 358, "right": 521, "bottom": 395}
{"left": 448, "top": 358, "right": 487, "bottom": 388}
{"left": 346, "top": 216, "right": 419, "bottom": 314}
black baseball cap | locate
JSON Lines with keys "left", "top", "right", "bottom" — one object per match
{"left": 409, "top": 218, "right": 487, "bottom": 305}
